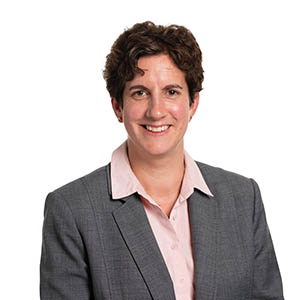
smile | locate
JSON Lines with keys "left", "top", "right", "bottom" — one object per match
{"left": 144, "top": 125, "right": 170, "bottom": 132}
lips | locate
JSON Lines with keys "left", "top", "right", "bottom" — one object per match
{"left": 144, "top": 125, "right": 170, "bottom": 132}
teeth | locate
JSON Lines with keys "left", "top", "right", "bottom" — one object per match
{"left": 145, "top": 125, "right": 169, "bottom": 132}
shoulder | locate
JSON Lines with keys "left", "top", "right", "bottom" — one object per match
{"left": 195, "top": 162, "right": 266, "bottom": 233}
{"left": 52, "top": 164, "right": 108, "bottom": 195}
{"left": 44, "top": 164, "right": 110, "bottom": 214}
{"left": 196, "top": 161, "right": 254, "bottom": 186}
{"left": 195, "top": 161, "right": 258, "bottom": 208}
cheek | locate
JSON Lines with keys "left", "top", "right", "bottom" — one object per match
{"left": 168, "top": 102, "right": 190, "bottom": 121}
{"left": 123, "top": 103, "right": 144, "bottom": 123}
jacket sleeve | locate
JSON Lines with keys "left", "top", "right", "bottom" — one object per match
{"left": 40, "top": 192, "right": 92, "bottom": 300}
{"left": 250, "top": 179, "right": 284, "bottom": 300}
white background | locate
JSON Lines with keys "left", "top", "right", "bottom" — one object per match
{"left": 1, "top": 0, "right": 299, "bottom": 298}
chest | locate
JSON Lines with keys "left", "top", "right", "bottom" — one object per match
{"left": 81, "top": 196, "right": 254, "bottom": 300}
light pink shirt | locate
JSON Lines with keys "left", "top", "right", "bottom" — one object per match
{"left": 110, "top": 141, "right": 213, "bottom": 300}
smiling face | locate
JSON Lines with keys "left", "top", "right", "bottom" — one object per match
{"left": 112, "top": 54, "right": 199, "bottom": 160}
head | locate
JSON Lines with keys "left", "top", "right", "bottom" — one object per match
{"left": 103, "top": 21, "right": 204, "bottom": 107}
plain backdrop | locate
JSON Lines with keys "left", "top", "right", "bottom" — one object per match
{"left": 1, "top": 0, "right": 299, "bottom": 298}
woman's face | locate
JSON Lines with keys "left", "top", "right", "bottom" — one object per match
{"left": 112, "top": 54, "right": 199, "bottom": 159}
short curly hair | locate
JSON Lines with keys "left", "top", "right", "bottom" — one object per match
{"left": 103, "top": 21, "right": 204, "bottom": 106}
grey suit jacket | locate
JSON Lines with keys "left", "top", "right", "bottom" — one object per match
{"left": 40, "top": 162, "right": 284, "bottom": 300}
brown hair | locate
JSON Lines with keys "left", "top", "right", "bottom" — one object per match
{"left": 103, "top": 21, "right": 204, "bottom": 106}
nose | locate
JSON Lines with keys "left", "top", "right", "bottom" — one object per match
{"left": 145, "top": 93, "right": 167, "bottom": 120}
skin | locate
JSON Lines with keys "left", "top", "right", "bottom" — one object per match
{"left": 112, "top": 54, "right": 199, "bottom": 216}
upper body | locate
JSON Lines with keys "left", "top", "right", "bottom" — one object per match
{"left": 40, "top": 149, "right": 284, "bottom": 299}
{"left": 40, "top": 21, "right": 284, "bottom": 299}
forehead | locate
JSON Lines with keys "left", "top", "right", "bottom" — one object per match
{"left": 127, "top": 54, "right": 187, "bottom": 87}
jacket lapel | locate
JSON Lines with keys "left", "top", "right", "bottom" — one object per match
{"left": 189, "top": 190, "right": 218, "bottom": 300}
{"left": 113, "top": 193, "right": 176, "bottom": 300}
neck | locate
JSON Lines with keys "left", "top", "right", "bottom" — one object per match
{"left": 127, "top": 141, "right": 185, "bottom": 212}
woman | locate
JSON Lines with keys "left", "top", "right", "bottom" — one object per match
{"left": 40, "top": 21, "right": 284, "bottom": 299}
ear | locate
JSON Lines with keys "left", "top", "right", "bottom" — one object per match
{"left": 189, "top": 92, "right": 200, "bottom": 120}
{"left": 111, "top": 98, "right": 123, "bottom": 122}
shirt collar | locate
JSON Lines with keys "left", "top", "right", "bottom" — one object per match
{"left": 110, "top": 141, "right": 214, "bottom": 200}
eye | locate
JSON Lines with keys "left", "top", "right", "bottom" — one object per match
{"left": 167, "top": 89, "right": 180, "bottom": 98}
{"left": 135, "top": 90, "right": 145, "bottom": 96}
{"left": 131, "top": 90, "right": 148, "bottom": 99}
{"left": 168, "top": 90, "right": 177, "bottom": 95}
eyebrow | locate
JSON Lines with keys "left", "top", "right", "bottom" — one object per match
{"left": 128, "top": 85, "right": 149, "bottom": 92}
{"left": 128, "top": 84, "right": 183, "bottom": 91}
{"left": 163, "top": 84, "right": 183, "bottom": 90}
